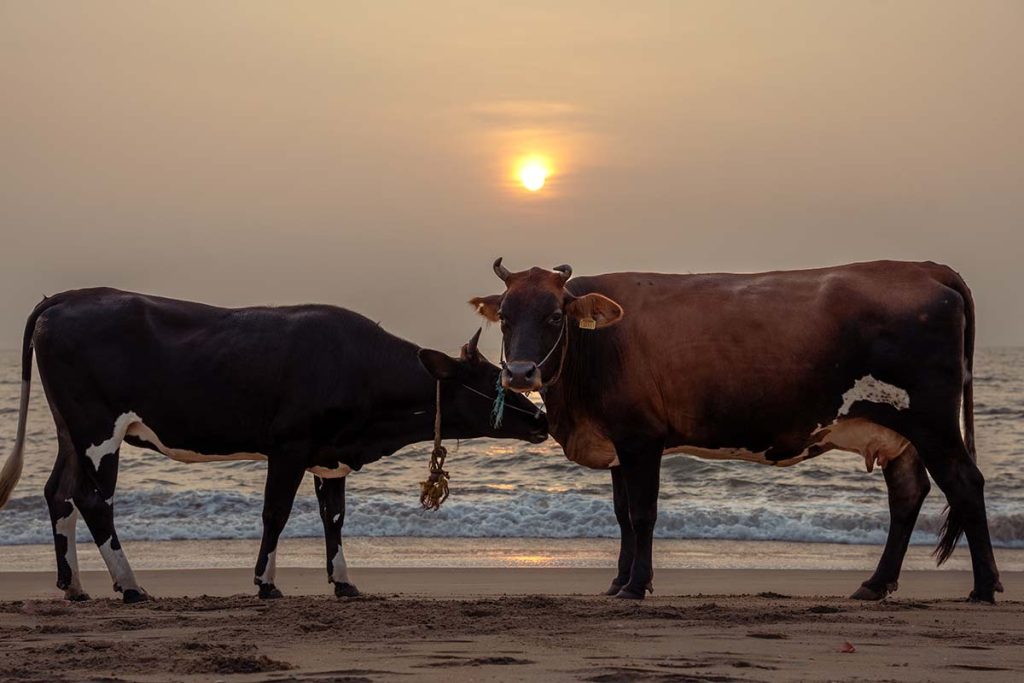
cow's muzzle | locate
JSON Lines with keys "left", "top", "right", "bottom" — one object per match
{"left": 502, "top": 361, "right": 543, "bottom": 393}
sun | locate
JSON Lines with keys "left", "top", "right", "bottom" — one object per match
{"left": 517, "top": 159, "right": 549, "bottom": 192}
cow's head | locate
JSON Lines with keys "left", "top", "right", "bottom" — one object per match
{"left": 469, "top": 258, "right": 624, "bottom": 393}
{"left": 418, "top": 328, "right": 548, "bottom": 443}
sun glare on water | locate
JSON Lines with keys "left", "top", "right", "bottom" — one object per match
{"left": 517, "top": 158, "right": 550, "bottom": 192}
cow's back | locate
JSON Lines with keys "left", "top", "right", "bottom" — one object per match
{"left": 30, "top": 288, "right": 393, "bottom": 450}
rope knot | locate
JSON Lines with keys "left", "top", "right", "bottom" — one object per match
{"left": 420, "top": 380, "right": 451, "bottom": 510}
{"left": 419, "top": 443, "right": 449, "bottom": 510}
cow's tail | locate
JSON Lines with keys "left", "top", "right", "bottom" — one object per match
{"left": 0, "top": 297, "right": 57, "bottom": 509}
{"left": 933, "top": 268, "right": 976, "bottom": 565}
{"left": 955, "top": 273, "right": 977, "bottom": 463}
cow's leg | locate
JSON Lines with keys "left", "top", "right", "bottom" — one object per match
{"left": 254, "top": 456, "right": 306, "bottom": 599}
{"left": 851, "top": 448, "right": 930, "bottom": 600}
{"left": 314, "top": 476, "right": 359, "bottom": 598}
{"left": 913, "top": 424, "right": 1002, "bottom": 603}
{"left": 74, "top": 447, "right": 147, "bottom": 603}
{"left": 613, "top": 442, "right": 663, "bottom": 600}
{"left": 44, "top": 433, "right": 89, "bottom": 601}
{"left": 605, "top": 466, "right": 635, "bottom": 596}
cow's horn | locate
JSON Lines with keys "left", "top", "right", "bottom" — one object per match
{"left": 552, "top": 264, "right": 573, "bottom": 282}
{"left": 493, "top": 257, "right": 511, "bottom": 282}
{"left": 462, "top": 327, "right": 482, "bottom": 359}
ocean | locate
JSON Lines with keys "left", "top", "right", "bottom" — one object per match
{"left": 1, "top": 348, "right": 1022, "bottom": 571}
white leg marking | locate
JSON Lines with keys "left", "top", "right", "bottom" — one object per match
{"left": 98, "top": 537, "right": 141, "bottom": 593}
{"left": 258, "top": 550, "right": 277, "bottom": 585}
{"left": 86, "top": 412, "right": 141, "bottom": 470}
{"left": 330, "top": 545, "right": 349, "bottom": 584}
{"left": 839, "top": 375, "right": 910, "bottom": 416}
{"left": 54, "top": 500, "right": 84, "bottom": 595}
{"left": 332, "top": 513, "right": 341, "bottom": 524}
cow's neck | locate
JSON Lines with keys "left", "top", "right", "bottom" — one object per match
{"left": 539, "top": 324, "right": 622, "bottom": 444}
{"left": 358, "top": 339, "right": 438, "bottom": 444}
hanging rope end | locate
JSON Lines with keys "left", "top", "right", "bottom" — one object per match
{"left": 419, "top": 444, "right": 450, "bottom": 511}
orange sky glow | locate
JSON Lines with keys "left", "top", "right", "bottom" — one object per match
{"left": 1, "top": 1, "right": 1022, "bottom": 348}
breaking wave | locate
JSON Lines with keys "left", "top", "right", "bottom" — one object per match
{"left": 2, "top": 489, "right": 1022, "bottom": 549}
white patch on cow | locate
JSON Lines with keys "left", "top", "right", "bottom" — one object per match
{"left": 125, "top": 421, "right": 268, "bottom": 463}
{"left": 257, "top": 550, "right": 276, "bottom": 585}
{"left": 98, "top": 537, "right": 141, "bottom": 593}
{"left": 54, "top": 500, "right": 85, "bottom": 596}
{"left": 86, "top": 411, "right": 141, "bottom": 470}
{"left": 307, "top": 463, "right": 352, "bottom": 479}
{"left": 332, "top": 513, "right": 341, "bottom": 524}
{"left": 839, "top": 375, "right": 910, "bottom": 416}
{"left": 330, "top": 545, "right": 349, "bottom": 584}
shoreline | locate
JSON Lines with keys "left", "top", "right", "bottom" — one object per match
{"left": 4, "top": 536, "right": 1023, "bottom": 573}
{"left": 1, "top": 566, "right": 1019, "bottom": 602}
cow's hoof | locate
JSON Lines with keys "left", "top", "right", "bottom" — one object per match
{"left": 122, "top": 589, "right": 150, "bottom": 604}
{"left": 604, "top": 580, "right": 624, "bottom": 596}
{"left": 850, "top": 585, "right": 885, "bottom": 601}
{"left": 334, "top": 582, "right": 360, "bottom": 598}
{"left": 614, "top": 587, "right": 646, "bottom": 600}
{"left": 65, "top": 591, "right": 90, "bottom": 602}
{"left": 968, "top": 589, "right": 997, "bottom": 604}
{"left": 258, "top": 584, "right": 284, "bottom": 600}
{"left": 850, "top": 580, "right": 895, "bottom": 601}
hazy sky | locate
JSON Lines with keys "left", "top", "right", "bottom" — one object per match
{"left": 2, "top": 1, "right": 1022, "bottom": 352}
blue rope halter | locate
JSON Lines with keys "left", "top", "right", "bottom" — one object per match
{"left": 490, "top": 373, "right": 507, "bottom": 429}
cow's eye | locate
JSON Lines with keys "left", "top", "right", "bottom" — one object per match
{"left": 548, "top": 311, "right": 564, "bottom": 326}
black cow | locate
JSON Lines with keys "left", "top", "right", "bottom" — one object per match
{"left": 470, "top": 259, "right": 1002, "bottom": 603}
{"left": 0, "top": 288, "right": 546, "bottom": 602}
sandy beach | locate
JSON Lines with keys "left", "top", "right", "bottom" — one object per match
{"left": 1, "top": 567, "right": 1021, "bottom": 682}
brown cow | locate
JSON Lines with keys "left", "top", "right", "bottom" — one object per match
{"left": 471, "top": 259, "right": 1002, "bottom": 602}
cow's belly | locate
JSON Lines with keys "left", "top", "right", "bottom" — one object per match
{"left": 125, "top": 419, "right": 353, "bottom": 477}
{"left": 562, "top": 417, "right": 914, "bottom": 472}
{"left": 127, "top": 421, "right": 269, "bottom": 463}
{"left": 307, "top": 464, "right": 354, "bottom": 479}
{"left": 666, "top": 418, "right": 915, "bottom": 471}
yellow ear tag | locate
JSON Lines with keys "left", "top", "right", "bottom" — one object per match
{"left": 579, "top": 317, "right": 597, "bottom": 330}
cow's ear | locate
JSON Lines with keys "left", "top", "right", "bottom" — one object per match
{"left": 418, "top": 349, "right": 460, "bottom": 380}
{"left": 565, "top": 293, "right": 624, "bottom": 329}
{"left": 468, "top": 295, "right": 502, "bottom": 322}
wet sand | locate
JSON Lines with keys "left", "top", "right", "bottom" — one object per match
{"left": 1, "top": 568, "right": 1022, "bottom": 681}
